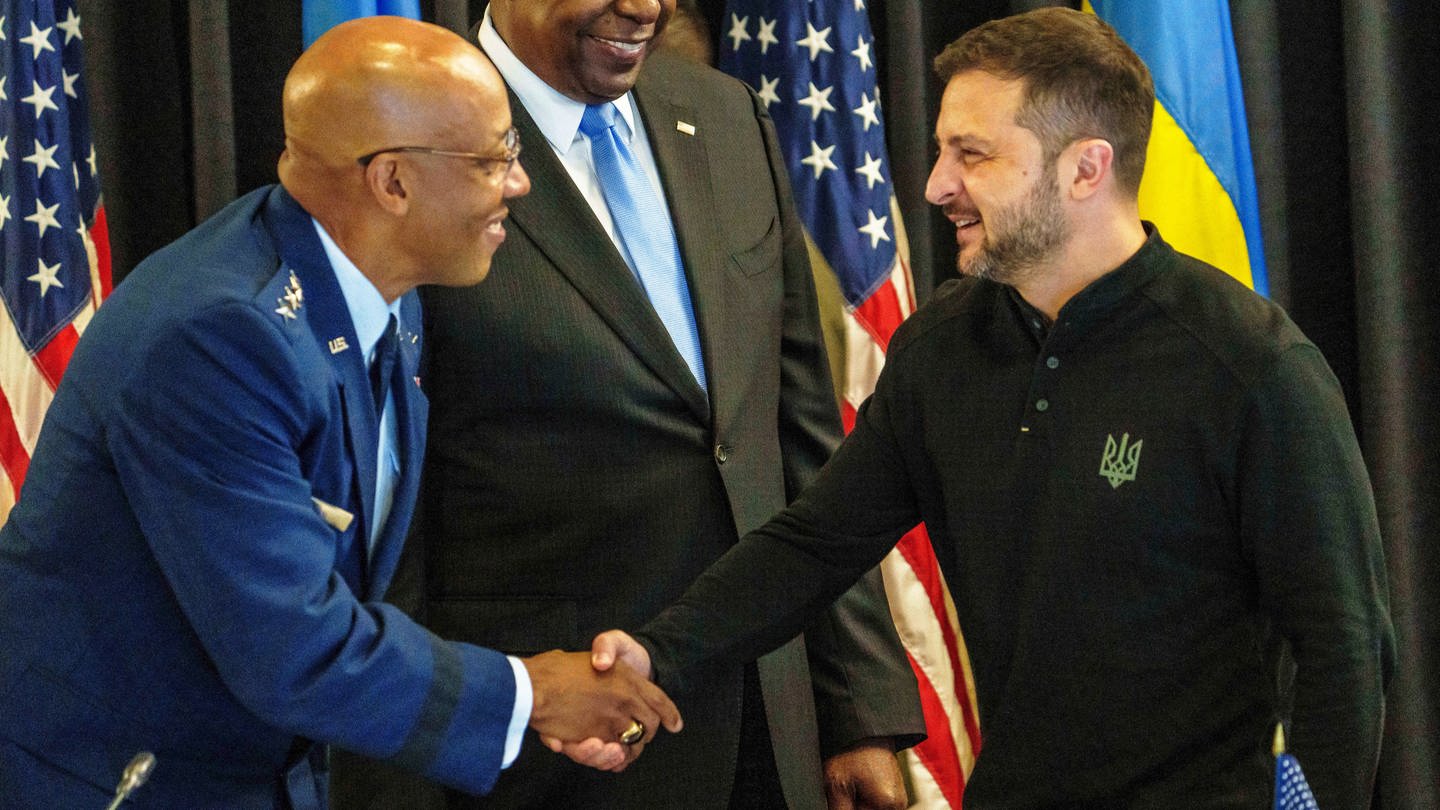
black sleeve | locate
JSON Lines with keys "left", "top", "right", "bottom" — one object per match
{"left": 1238, "top": 343, "right": 1395, "bottom": 808}
{"left": 639, "top": 352, "right": 925, "bottom": 697}
{"left": 750, "top": 81, "right": 925, "bottom": 756}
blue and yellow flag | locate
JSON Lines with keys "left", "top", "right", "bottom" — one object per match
{"left": 1087, "top": 0, "right": 1267, "bottom": 295}
{"left": 303, "top": 0, "right": 421, "bottom": 48}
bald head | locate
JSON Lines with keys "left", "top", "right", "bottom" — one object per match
{"left": 280, "top": 16, "right": 506, "bottom": 189}
{"left": 276, "top": 17, "right": 528, "bottom": 301}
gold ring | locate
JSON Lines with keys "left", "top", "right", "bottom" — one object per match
{"left": 620, "top": 720, "right": 645, "bottom": 745}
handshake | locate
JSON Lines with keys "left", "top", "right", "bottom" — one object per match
{"left": 520, "top": 630, "right": 678, "bottom": 772}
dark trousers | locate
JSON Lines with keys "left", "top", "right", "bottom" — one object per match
{"left": 729, "top": 663, "right": 787, "bottom": 809}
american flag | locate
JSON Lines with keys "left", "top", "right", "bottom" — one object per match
{"left": 720, "top": 2, "right": 980, "bottom": 805}
{"left": 1274, "top": 753, "right": 1318, "bottom": 810}
{"left": 0, "top": 0, "right": 111, "bottom": 525}
{"left": 1272, "top": 724, "right": 1319, "bottom": 810}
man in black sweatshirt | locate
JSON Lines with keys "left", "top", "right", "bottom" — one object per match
{"left": 595, "top": 8, "right": 1395, "bottom": 808}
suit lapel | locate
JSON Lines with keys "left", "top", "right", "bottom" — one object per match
{"left": 261, "top": 189, "right": 378, "bottom": 588}
{"left": 503, "top": 91, "right": 710, "bottom": 423}
{"left": 634, "top": 78, "right": 740, "bottom": 430}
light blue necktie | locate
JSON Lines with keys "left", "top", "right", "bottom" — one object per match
{"left": 579, "top": 102, "right": 707, "bottom": 391}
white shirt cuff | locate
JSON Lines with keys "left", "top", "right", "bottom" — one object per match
{"left": 503, "top": 656, "right": 533, "bottom": 768}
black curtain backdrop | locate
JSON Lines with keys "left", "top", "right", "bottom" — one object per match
{"left": 1340, "top": 3, "right": 1440, "bottom": 804}
{"left": 76, "top": 1, "right": 1437, "bottom": 804}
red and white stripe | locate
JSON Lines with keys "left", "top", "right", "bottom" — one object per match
{"left": 0, "top": 206, "right": 110, "bottom": 525}
{"left": 842, "top": 197, "right": 980, "bottom": 808}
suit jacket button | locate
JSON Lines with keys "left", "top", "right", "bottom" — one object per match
{"left": 714, "top": 444, "right": 730, "bottom": 464}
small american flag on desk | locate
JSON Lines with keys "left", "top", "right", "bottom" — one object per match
{"left": 0, "top": 0, "right": 111, "bottom": 525}
{"left": 1273, "top": 723, "right": 1319, "bottom": 810}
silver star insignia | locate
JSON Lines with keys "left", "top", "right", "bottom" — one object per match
{"left": 283, "top": 271, "right": 304, "bottom": 310}
{"left": 275, "top": 271, "right": 304, "bottom": 320}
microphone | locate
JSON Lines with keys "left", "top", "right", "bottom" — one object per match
{"left": 103, "top": 752, "right": 156, "bottom": 810}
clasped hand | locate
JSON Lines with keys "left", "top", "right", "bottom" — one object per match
{"left": 522, "top": 633, "right": 674, "bottom": 772}
{"left": 529, "top": 634, "right": 910, "bottom": 810}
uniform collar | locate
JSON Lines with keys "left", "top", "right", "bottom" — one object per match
{"left": 310, "top": 218, "right": 402, "bottom": 360}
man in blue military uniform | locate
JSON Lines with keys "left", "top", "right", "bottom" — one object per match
{"left": 0, "top": 17, "right": 677, "bottom": 808}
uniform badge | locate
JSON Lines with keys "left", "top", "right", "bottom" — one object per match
{"left": 275, "top": 271, "right": 304, "bottom": 320}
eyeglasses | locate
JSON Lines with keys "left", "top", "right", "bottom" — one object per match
{"left": 356, "top": 127, "right": 522, "bottom": 180}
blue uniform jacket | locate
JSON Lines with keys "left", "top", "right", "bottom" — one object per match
{"left": 0, "top": 186, "right": 516, "bottom": 808}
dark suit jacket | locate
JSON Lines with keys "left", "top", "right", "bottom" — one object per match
{"left": 0, "top": 187, "right": 518, "bottom": 808}
{"left": 343, "top": 53, "right": 923, "bottom": 809}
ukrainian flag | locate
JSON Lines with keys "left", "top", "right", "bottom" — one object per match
{"left": 303, "top": 0, "right": 421, "bottom": 48}
{"left": 1086, "top": 1, "right": 1268, "bottom": 295}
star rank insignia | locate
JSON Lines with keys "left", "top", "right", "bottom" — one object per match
{"left": 275, "top": 271, "right": 304, "bottom": 320}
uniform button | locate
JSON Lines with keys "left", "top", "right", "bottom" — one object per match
{"left": 1046, "top": 356, "right": 1059, "bottom": 369}
{"left": 714, "top": 444, "right": 731, "bottom": 464}
{"left": 1035, "top": 399, "right": 1049, "bottom": 412}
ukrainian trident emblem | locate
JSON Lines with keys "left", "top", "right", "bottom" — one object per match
{"left": 1099, "top": 433, "right": 1143, "bottom": 489}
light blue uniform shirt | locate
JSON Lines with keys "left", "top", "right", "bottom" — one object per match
{"left": 312, "top": 219, "right": 531, "bottom": 768}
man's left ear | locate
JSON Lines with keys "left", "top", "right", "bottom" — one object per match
{"left": 1065, "top": 138, "right": 1114, "bottom": 200}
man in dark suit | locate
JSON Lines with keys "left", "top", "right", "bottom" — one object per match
{"left": 358, "top": 1, "right": 925, "bottom": 808}
{"left": 0, "top": 18, "right": 678, "bottom": 808}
